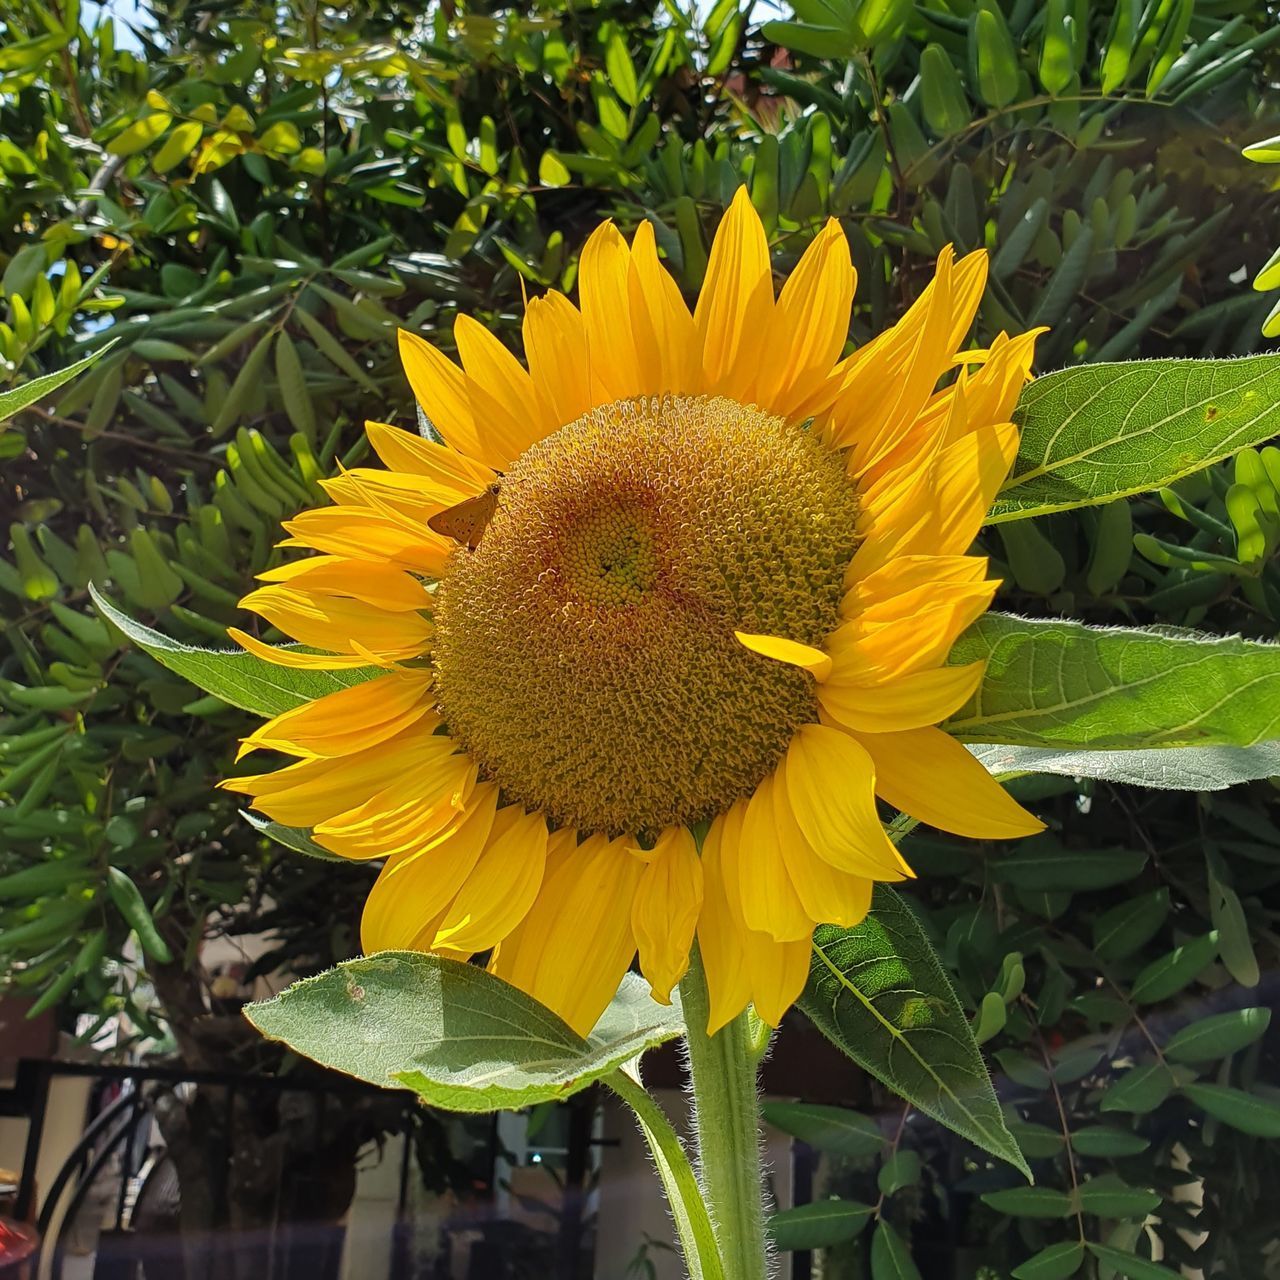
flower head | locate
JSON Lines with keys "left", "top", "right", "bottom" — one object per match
{"left": 226, "top": 190, "right": 1044, "bottom": 1036}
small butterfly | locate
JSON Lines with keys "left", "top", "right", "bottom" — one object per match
{"left": 428, "top": 482, "right": 502, "bottom": 550}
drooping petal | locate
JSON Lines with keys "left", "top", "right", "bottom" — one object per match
{"left": 782, "top": 723, "right": 911, "bottom": 879}
{"left": 281, "top": 506, "right": 452, "bottom": 577}
{"left": 631, "top": 826, "right": 703, "bottom": 1004}
{"left": 697, "top": 813, "right": 753, "bottom": 1034}
{"left": 772, "top": 760, "right": 875, "bottom": 926}
{"left": 431, "top": 805, "right": 550, "bottom": 954}
{"left": 856, "top": 725, "right": 1045, "bottom": 839}
{"left": 359, "top": 785, "right": 500, "bottom": 951}
{"left": 743, "top": 930, "right": 812, "bottom": 1028}
{"left": 255, "top": 556, "right": 434, "bottom": 613}
{"left": 490, "top": 832, "right": 645, "bottom": 1036}
{"left": 730, "top": 773, "right": 813, "bottom": 942}
{"left": 228, "top": 627, "right": 382, "bottom": 670}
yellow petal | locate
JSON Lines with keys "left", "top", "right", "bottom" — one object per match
{"left": 239, "top": 584, "right": 433, "bottom": 659}
{"left": 820, "top": 660, "right": 985, "bottom": 734}
{"left": 359, "top": 785, "right": 500, "bottom": 951}
{"left": 397, "top": 328, "right": 505, "bottom": 470}
{"left": 628, "top": 220, "right": 698, "bottom": 393}
{"left": 743, "top": 930, "right": 812, "bottom": 1028}
{"left": 364, "top": 419, "right": 497, "bottom": 490}
{"left": 695, "top": 186, "right": 774, "bottom": 398}
{"left": 255, "top": 556, "right": 433, "bottom": 613}
{"left": 732, "top": 773, "right": 813, "bottom": 941}
{"left": 431, "top": 805, "right": 550, "bottom": 953}
{"left": 228, "top": 627, "right": 377, "bottom": 670}
{"left": 697, "top": 814, "right": 752, "bottom": 1034}
{"left": 322, "top": 468, "right": 476, "bottom": 525}
{"left": 315, "top": 756, "right": 477, "bottom": 861}
{"left": 490, "top": 832, "right": 645, "bottom": 1036}
{"left": 454, "top": 313, "right": 555, "bottom": 461}
{"left": 226, "top": 723, "right": 457, "bottom": 829}
{"left": 758, "top": 218, "right": 855, "bottom": 418}
{"left": 782, "top": 723, "right": 911, "bottom": 879}
{"left": 734, "top": 632, "right": 832, "bottom": 681}
{"left": 772, "top": 765, "right": 874, "bottom": 926}
{"left": 523, "top": 290, "right": 592, "bottom": 426}
{"left": 856, "top": 725, "right": 1045, "bottom": 839}
{"left": 237, "top": 671, "right": 435, "bottom": 760}
{"left": 282, "top": 507, "right": 452, "bottom": 577}
{"left": 631, "top": 826, "right": 703, "bottom": 1004}
{"left": 579, "top": 220, "right": 643, "bottom": 401}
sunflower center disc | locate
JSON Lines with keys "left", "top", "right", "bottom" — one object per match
{"left": 432, "top": 394, "right": 861, "bottom": 836}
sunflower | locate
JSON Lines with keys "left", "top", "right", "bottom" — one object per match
{"left": 225, "top": 189, "right": 1045, "bottom": 1037}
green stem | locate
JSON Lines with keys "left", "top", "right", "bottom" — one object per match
{"left": 605, "top": 1069, "right": 725, "bottom": 1280}
{"left": 679, "top": 947, "right": 771, "bottom": 1280}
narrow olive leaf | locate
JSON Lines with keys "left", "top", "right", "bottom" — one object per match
{"left": 246, "top": 955, "right": 684, "bottom": 1112}
{"left": 990, "top": 354, "right": 1280, "bottom": 521}
{"left": 1093, "top": 890, "right": 1170, "bottom": 962}
{"left": 981, "top": 1186, "right": 1074, "bottom": 1218}
{"left": 91, "top": 586, "right": 378, "bottom": 716}
{"left": 1180, "top": 1084, "right": 1280, "bottom": 1138}
{"left": 1012, "top": 1239, "right": 1085, "bottom": 1280}
{"left": 767, "top": 1199, "right": 873, "bottom": 1251}
{"left": 798, "top": 887, "right": 1031, "bottom": 1179}
{"left": 1070, "top": 1127, "right": 1150, "bottom": 1157}
{"left": 760, "top": 1101, "right": 884, "bottom": 1159}
{"left": 1163, "top": 1008, "right": 1271, "bottom": 1063}
{"left": 1100, "top": 1065, "right": 1178, "bottom": 1115}
{"left": 1085, "top": 1242, "right": 1181, "bottom": 1279}
{"left": 870, "top": 1218, "right": 922, "bottom": 1280}
{"left": 947, "top": 615, "right": 1280, "bottom": 750}
{"left": 1130, "top": 932, "right": 1218, "bottom": 1004}
{"left": 970, "top": 740, "right": 1280, "bottom": 791}
{"left": 0, "top": 340, "right": 118, "bottom": 426}
{"left": 992, "top": 840, "right": 1147, "bottom": 891}
{"left": 105, "top": 867, "right": 173, "bottom": 963}
{"left": 1076, "top": 1174, "right": 1161, "bottom": 1218}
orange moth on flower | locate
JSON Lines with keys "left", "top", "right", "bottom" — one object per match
{"left": 225, "top": 189, "right": 1045, "bottom": 1036}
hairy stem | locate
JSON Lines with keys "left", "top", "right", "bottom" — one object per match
{"left": 680, "top": 947, "right": 771, "bottom": 1280}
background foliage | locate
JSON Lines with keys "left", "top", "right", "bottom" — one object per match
{"left": 1, "top": 0, "right": 1278, "bottom": 1275}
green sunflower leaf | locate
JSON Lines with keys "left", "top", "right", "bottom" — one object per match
{"left": 947, "top": 614, "right": 1280, "bottom": 751}
{"left": 990, "top": 354, "right": 1280, "bottom": 521}
{"left": 797, "top": 886, "right": 1030, "bottom": 1180}
{"left": 90, "top": 585, "right": 379, "bottom": 716}
{"left": 245, "top": 954, "right": 685, "bottom": 1112}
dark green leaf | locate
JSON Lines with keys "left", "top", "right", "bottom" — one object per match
{"left": 1100, "top": 1065, "right": 1177, "bottom": 1115}
{"left": 1076, "top": 1173, "right": 1161, "bottom": 1218}
{"left": 992, "top": 841, "right": 1147, "bottom": 891}
{"left": 799, "top": 887, "right": 1029, "bottom": 1179}
{"left": 1163, "top": 1008, "right": 1271, "bottom": 1063}
{"left": 759, "top": 1101, "right": 883, "bottom": 1159}
{"left": 1070, "top": 1126, "right": 1150, "bottom": 1157}
{"left": 1180, "top": 1084, "right": 1280, "bottom": 1138}
{"left": 1085, "top": 1243, "right": 1181, "bottom": 1279}
{"left": 981, "top": 1186, "right": 1075, "bottom": 1218}
{"left": 0, "top": 341, "right": 117, "bottom": 425}
{"left": 870, "top": 1219, "right": 922, "bottom": 1280}
{"left": 768, "top": 1199, "right": 873, "bottom": 1251}
{"left": 1130, "top": 933, "right": 1218, "bottom": 1004}
{"left": 1012, "top": 1240, "right": 1085, "bottom": 1279}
